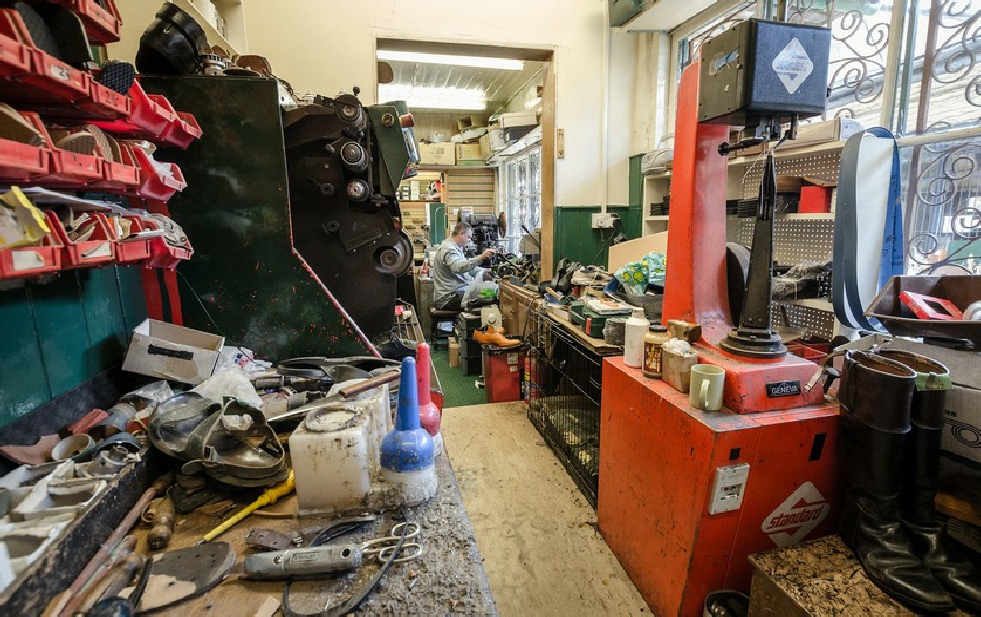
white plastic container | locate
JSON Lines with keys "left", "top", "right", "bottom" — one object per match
{"left": 290, "top": 408, "right": 371, "bottom": 515}
{"left": 380, "top": 466, "right": 438, "bottom": 507}
{"left": 623, "top": 307, "right": 649, "bottom": 367}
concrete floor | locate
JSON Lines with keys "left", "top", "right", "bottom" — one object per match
{"left": 442, "top": 402, "right": 649, "bottom": 617}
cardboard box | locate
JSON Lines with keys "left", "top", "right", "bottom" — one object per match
{"left": 455, "top": 143, "right": 482, "bottom": 161}
{"left": 786, "top": 117, "right": 864, "bottom": 149}
{"left": 456, "top": 115, "right": 485, "bottom": 132}
{"left": 122, "top": 319, "right": 224, "bottom": 385}
{"left": 479, "top": 134, "right": 493, "bottom": 159}
{"left": 488, "top": 127, "right": 506, "bottom": 151}
{"left": 943, "top": 385, "right": 981, "bottom": 468}
{"left": 448, "top": 339, "right": 460, "bottom": 367}
{"left": 499, "top": 111, "right": 538, "bottom": 128}
{"left": 418, "top": 142, "right": 455, "bottom": 166}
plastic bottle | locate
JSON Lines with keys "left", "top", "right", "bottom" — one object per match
{"left": 380, "top": 357, "right": 437, "bottom": 506}
{"left": 415, "top": 343, "right": 442, "bottom": 456}
{"left": 642, "top": 324, "right": 671, "bottom": 378}
{"left": 623, "top": 307, "right": 649, "bottom": 368}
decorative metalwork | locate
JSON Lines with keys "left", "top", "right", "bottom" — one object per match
{"left": 916, "top": 0, "right": 981, "bottom": 128}
{"left": 904, "top": 133, "right": 981, "bottom": 274}
{"left": 787, "top": 0, "right": 893, "bottom": 123}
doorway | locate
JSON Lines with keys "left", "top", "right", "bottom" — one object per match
{"left": 374, "top": 39, "right": 557, "bottom": 278}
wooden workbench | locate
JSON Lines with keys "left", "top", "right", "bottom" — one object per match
{"left": 541, "top": 303, "right": 623, "bottom": 356}
{"left": 127, "top": 454, "right": 496, "bottom": 616}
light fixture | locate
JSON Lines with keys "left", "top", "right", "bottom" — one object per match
{"left": 379, "top": 84, "right": 486, "bottom": 111}
{"left": 377, "top": 50, "right": 524, "bottom": 71}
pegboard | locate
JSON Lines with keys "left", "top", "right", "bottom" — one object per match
{"left": 773, "top": 302, "right": 837, "bottom": 341}
{"left": 738, "top": 149, "right": 842, "bottom": 200}
{"left": 736, "top": 219, "right": 835, "bottom": 265}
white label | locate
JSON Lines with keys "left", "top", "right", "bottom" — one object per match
{"left": 762, "top": 481, "right": 830, "bottom": 547}
{"left": 49, "top": 64, "right": 71, "bottom": 81}
{"left": 771, "top": 38, "right": 814, "bottom": 95}
{"left": 12, "top": 250, "right": 44, "bottom": 272}
{"left": 708, "top": 463, "right": 750, "bottom": 515}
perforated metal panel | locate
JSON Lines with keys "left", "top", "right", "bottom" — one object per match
{"left": 738, "top": 149, "right": 842, "bottom": 200}
{"left": 773, "top": 302, "right": 837, "bottom": 340}
{"left": 736, "top": 219, "right": 835, "bottom": 265}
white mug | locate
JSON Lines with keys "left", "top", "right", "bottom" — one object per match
{"left": 690, "top": 364, "right": 725, "bottom": 411}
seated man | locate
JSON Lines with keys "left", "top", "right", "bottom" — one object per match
{"left": 432, "top": 221, "right": 495, "bottom": 311}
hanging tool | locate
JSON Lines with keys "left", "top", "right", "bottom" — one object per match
{"left": 146, "top": 495, "right": 176, "bottom": 550}
{"left": 197, "top": 471, "right": 295, "bottom": 545}
{"left": 58, "top": 473, "right": 174, "bottom": 617}
{"left": 243, "top": 522, "right": 422, "bottom": 580}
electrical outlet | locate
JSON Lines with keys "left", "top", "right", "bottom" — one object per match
{"left": 708, "top": 463, "right": 751, "bottom": 515}
{"left": 591, "top": 213, "right": 617, "bottom": 229}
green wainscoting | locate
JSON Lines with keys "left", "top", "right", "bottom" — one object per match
{"left": 0, "top": 266, "right": 147, "bottom": 428}
{"left": 552, "top": 205, "right": 641, "bottom": 269}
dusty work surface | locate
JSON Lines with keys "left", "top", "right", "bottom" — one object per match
{"left": 130, "top": 454, "right": 496, "bottom": 616}
{"left": 442, "top": 402, "right": 648, "bottom": 616}
{"left": 749, "top": 534, "right": 972, "bottom": 616}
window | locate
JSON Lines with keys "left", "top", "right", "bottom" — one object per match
{"left": 502, "top": 147, "right": 542, "bottom": 254}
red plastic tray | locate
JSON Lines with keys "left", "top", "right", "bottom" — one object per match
{"left": 113, "top": 215, "right": 152, "bottom": 263}
{"left": 46, "top": 0, "right": 121, "bottom": 45}
{"left": 92, "top": 81, "right": 175, "bottom": 141}
{"left": 0, "top": 228, "right": 63, "bottom": 279}
{"left": 128, "top": 145, "right": 186, "bottom": 201}
{"left": 160, "top": 111, "right": 203, "bottom": 149}
{"left": 0, "top": 121, "right": 49, "bottom": 182}
{"left": 46, "top": 210, "right": 114, "bottom": 268}
{"left": 91, "top": 142, "right": 140, "bottom": 192}
{"left": 0, "top": 32, "right": 31, "bottom": 78}
{"left": 143, "top": 218, "right": 193, "bottom": 270}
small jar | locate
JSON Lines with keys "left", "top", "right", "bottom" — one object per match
{"left": 642, "top": 325, "right": 671, "bottom": 378}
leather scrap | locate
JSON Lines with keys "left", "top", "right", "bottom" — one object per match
{"left": 0, "top": 434, "right": 60, "bottom": 465}
{"left": 244, "top": 528, "right": 293, "bottom": 551}
{"left": 135, "top": 542, "right": 235, "bottom": 612}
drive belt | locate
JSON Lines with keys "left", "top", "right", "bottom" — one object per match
{"left": 833, "top": 127, "right": 904, "bottom": 331}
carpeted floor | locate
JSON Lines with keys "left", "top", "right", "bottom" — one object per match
{"left": 432, "top": 348, "right": 487, "bottom": 408}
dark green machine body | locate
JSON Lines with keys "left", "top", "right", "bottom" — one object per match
{"left": 143, "top": 76, "right": 373, "bottom": 359}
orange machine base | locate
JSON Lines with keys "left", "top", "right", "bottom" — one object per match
{"left": 695, "top": 344, "right": 825, "bottom": 414}
{"left": 598, "top": 357, "right": 841, "bottom": 617}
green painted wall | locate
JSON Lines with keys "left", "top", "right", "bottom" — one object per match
{"left": 629, "top": 154, "right": 644, "bottom": 208}
{"left": 0, "top": 266, "right": 147, "bottom": 428}
{"left": 552, "top": 205, "right": 642, "bottom": 270}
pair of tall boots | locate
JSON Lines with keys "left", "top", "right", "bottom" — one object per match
{"left": 838, "top": 349, "right": 981, "bottom": 613}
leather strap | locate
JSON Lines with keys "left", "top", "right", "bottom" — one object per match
{"left": 834, "top": 128, "right": 904, "bottom": 331}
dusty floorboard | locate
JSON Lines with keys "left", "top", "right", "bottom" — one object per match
{"left": 442, "top": 401, "right": 649, "bottom": 617}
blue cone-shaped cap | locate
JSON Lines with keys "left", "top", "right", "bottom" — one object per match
{"left": 381, "top": 357, "right": 435, "bottom": 472}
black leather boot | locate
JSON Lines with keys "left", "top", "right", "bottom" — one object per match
{"left": 838, "top": 350, "right": 955, "bottom": 612}
{"left": 876, "top": 349, "right": 981, "bottom": 613}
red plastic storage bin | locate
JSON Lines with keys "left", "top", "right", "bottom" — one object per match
{"left": 45, "top": 0, "right": 121, "bottom": 45}
{"left": 0, "top": 229, "right": 63, "bottom": 279}
{"left": 143, "top": 218, "right": 193, "bottom": 270}
{"left": 91, "top": 142, "right": 140, "bottom": 192}
{"left": 160, "top": 112, "right": 203, "bottom": 149}
{"left": 113, "top": 215, "right": 151, "bottom": 263}
{"left": 127, "top": 145, "right": 186, "bottom": 201}
{"left": 92, "top": 81, "right": 175, "bottom": 141}
{"left": 0, "top": 111, "right": 49, "bottom": 181}
{"left": 0, "top": 32, "right": 31, "bottom": 78}
{"left": 46, "top": 210, "right": 114, "bottom": 268}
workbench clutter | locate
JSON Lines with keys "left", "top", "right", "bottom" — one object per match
{"left": 0, "top": 314, "right": 455, "bottom": 614}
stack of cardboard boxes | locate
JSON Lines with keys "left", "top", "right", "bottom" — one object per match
{"left": 416, "top": 111, "right": 539, "bottom": 167}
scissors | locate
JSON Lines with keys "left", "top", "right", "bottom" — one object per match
{"left": 359, "top": 521, "right": 423, "bottom": 563}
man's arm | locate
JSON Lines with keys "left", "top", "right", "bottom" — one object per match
{"left": 443, "top": 249, "right": 479, "bottom": 274}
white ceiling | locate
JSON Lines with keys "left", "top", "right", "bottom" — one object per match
{"left": 620, "top": 0, "right": 720, "bottom": 32}
{"left": 382, "top": 59, "right": 545, "bottom": 112}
